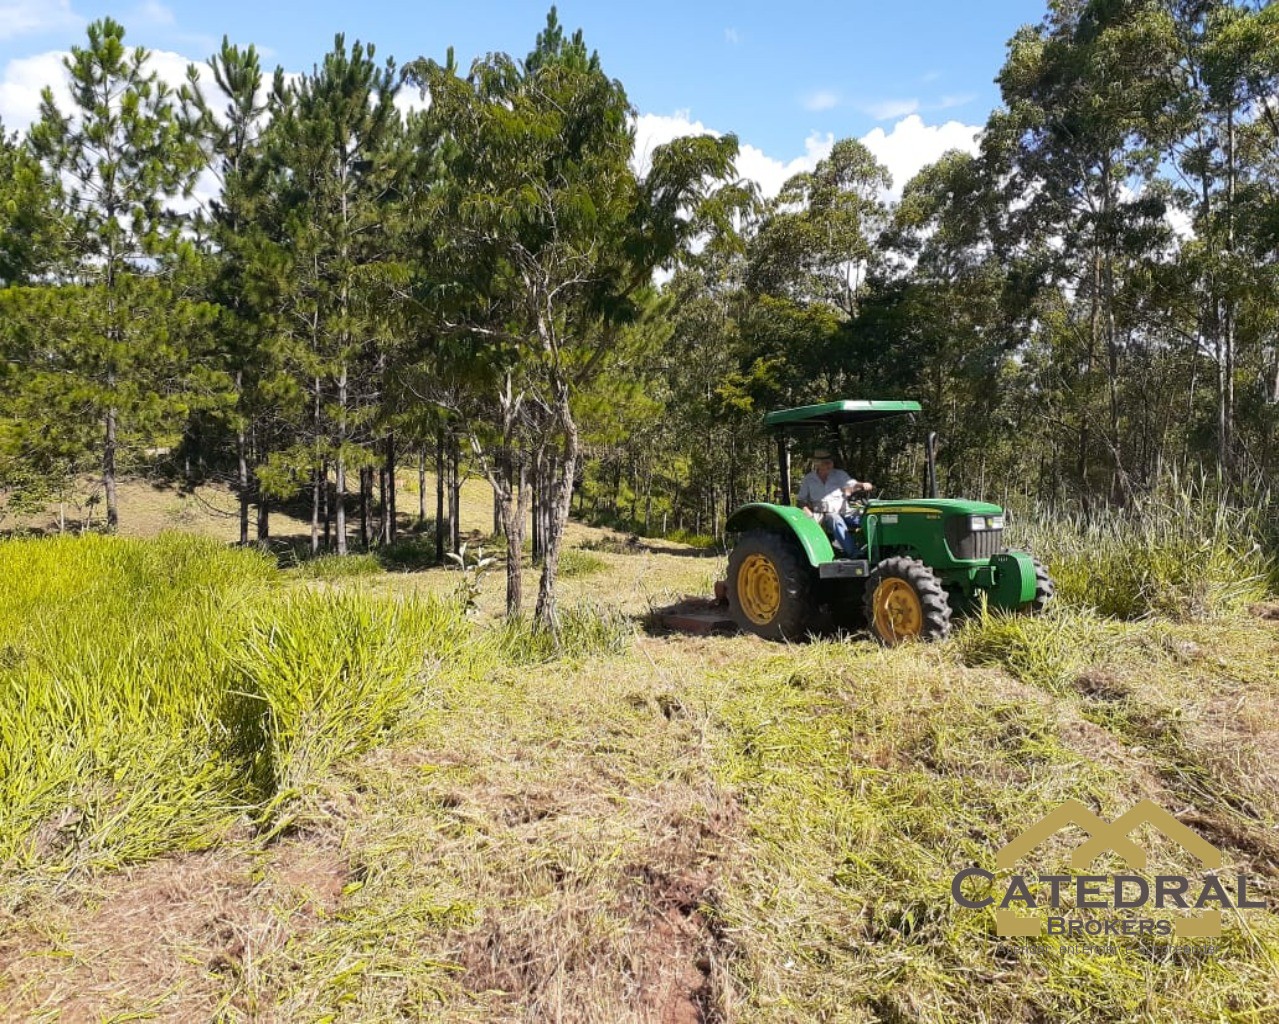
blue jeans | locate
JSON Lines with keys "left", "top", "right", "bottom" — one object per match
{"left": 823, "top": 512, "right": 863, "bottom": 558}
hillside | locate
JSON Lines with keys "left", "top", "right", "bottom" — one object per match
{"left": 0, "top": 481, "right": 1276, "bottom": 1023}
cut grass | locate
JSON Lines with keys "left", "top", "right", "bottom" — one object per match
{"left": 2, "top": 502, "right": 1279, "bottom": 1022}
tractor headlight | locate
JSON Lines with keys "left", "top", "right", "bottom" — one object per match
{"left": 989, "top": 516, "right": 1005, "bottom": 530}
{"left": 970, "top": 516, "right": 988, "bottom": 531}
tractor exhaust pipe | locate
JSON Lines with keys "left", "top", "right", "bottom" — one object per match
{"left": 926, "top": 431, "right": 939, "bottom": 498}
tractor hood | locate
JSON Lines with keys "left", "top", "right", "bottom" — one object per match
{"left": 869, "top": 498, "right": 1002, "bottom": 518}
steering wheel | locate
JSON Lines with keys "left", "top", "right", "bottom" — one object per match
{"left": 844, "top": 485, "right": 874, "bottom": 515}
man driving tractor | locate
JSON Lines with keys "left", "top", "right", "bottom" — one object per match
{"left": 796, "top": 448, "right": 874, "bottom": 559}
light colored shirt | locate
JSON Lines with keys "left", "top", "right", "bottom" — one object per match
{"left": 797, "top": 468, "right": 858, "bottom": 515}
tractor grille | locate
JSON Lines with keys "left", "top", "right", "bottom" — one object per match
{"left": 945, "top": 518, "right": 1004, "bottom": 561}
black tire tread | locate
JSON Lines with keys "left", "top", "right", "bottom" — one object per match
{"left": 1026, "top": 557, "right": 1055, "bottom": 614}
{"left": 862, "top": 555, "right": 952, "bottom": 644}
{"left": 727, "top": 530, "right": 815, "bottom": 641}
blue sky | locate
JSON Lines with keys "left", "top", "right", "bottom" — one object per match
{"left": 1, "top": 0, "right": 1046, "bottom": 195}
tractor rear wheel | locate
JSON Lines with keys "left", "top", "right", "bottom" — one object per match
{"left": 863, "top": 556, "right": 952, "bottom": 645}
{"left": 1024, "top": 558, "right": 1055, "bottom": 615}
{"left": 727, "top": 530, "right": 815, "bottom": 640}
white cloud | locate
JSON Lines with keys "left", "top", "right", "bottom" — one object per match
{"left": 634, "top": 109, "right": 979, "bottom": 201}
{"left": 803, "top": 89, "right": 839, "bottom": 112}
{"left": 0, "top": 0, "right": 80, "bottom": 41}
{"left": 632, "top": 109, "right": 834, "bottom": 199}
{"left": 394, "top": 85, "right": 429, "bottom": 120}
{"left": 737, "top": 133, "right": 833, "bottom": 199}
{"left": 937, "top": 93, "right": 974, "bottom": 110}
{"left": 0, "top": 47, "right": 221, "bottom": 213}
{"left": 0, "top": 51, "right": 71, "bottom": 131}
{"left": 1167, "top": 205, "right": 1194, "bottom": 242}
{"left": 861, "top": 98, "right": 920, "bottom": 121}
{"left": 724, "top": 27, "right": 740, "bottom": 45}
{"left": 860, "top": 114, "right": 981, "bottom": 195}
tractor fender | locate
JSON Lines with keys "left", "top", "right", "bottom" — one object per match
{"left": 987, "top": 550, "right": 1038, "bottom": 609}
{"left": 725, "top": 503, "right": 835, "bottom": 567}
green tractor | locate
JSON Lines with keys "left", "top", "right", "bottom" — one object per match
{"left": 725, "top": 400, "right": 1053, "bottom": 644}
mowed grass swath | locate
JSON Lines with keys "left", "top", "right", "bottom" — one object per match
{"left": 0, "top": 495, "right": 1277, "bottom": 1021}
{"left": 0, "top": 533, "right": 471, "bottom": 902}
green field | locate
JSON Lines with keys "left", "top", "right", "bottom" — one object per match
{"left": 1, "top": 481, "right": 1277, "bottom": 1023}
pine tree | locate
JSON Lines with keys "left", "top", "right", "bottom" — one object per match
{"left": 23, "top": 18, "right": 209, "bottom": 530}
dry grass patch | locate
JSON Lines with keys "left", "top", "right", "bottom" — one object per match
{"left": 0, "top": 828, "right": 351, "bottom": 1023}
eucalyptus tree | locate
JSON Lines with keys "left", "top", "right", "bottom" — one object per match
{"left": 22, "top": 18, "right": 208, "bottom": 530}
{"left": 407, "top": 8, "right": 737, "bottom": 627}
{"left": 989, "top": 0, "right": 1182, "bottom": 495}
{"left": 1159, "top": 0, "right": 1279, "bottom": 472}
{"left": 747, "top": 139, "right": 891, "bottom": 318}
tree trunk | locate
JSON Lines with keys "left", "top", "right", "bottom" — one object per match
{"left": 378, "top": 459, "right": 388, "bottom": 545}
{"left": 449, "top": 432, "right": 462, "bottom": 553}
{"left": 435, "top": 428, "right": 446, "bottom": 562}
{"left": 237, "top": 377, "right": 250, "bottom": 547}
{"left": 323, "top": 464, "right": 331, "bottom": 550}
{"left": 1222, "top": 106, "right": 1237, "bottom": 473}
{"left": 387, "top": 433, "right": 397, "bottom": 541}
{"left": 257, "top": 496, "right": 269, "bottom": 541}
{"left": 359, "top": 466, "right": 371, "bottom": 550}
{"left": 531, "top": 448, "right": 543, "bottom": 562}
{"left": 418, "top": 450, "right": 427, "bottom": 524}
{"left": 104, "top": 404, "right": 119, "bottom": 531}
{"left": 535, "top": 398, "right": 580, "bottom": 633}
{"left": 643, "top": 467, "right": 652, "bottom": 535}
{"left": 335, "top": 366, "right": 348, "bottom": 556}
{"left": 492, "top": 453, "right": 529, "bottom": 620}
{"left": 311, "top": 466, "right": 321, "bottom": 555}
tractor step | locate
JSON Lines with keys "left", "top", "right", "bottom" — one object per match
{"left": 818, "top": 559, "right": 869, "bottom": 579}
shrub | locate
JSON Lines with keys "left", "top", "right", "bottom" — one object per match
{"left": 665, "top": 528, "right": 721, "bottom": 551}
{"left": 289, "top": 552, "right": 383, "bottom": 579}
{"left": 557, "top": 549, "right": 607, "bottom": 578}
{"left": 495, "top": 602, "right": 632, "bottom": 664}
{"left": 377, "top": 534, "right": 439, "bottom": 571}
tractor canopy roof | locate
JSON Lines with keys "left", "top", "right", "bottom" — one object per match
{"left": 763, "top": 399, "right": 921, "bottom": 430}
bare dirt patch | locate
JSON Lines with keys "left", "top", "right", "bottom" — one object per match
{"left": 0, "top": 832, "right": 349, "bottom": 1023}
{"left": 1249, "top": 602, "right": 1279, "bottom": 622}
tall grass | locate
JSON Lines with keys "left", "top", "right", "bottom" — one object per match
{"left": 0, "top": 534, "right": 469, "bottom": 894}
{"left": 1009, "top": 481, "right": 1273, "bottom": 619}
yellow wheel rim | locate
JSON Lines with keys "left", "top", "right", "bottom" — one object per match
{"left": 738, "top": 553, "right": 782, "bottom": 625}
{"left": 872, "top": 577, "right": 923, "bottom": 643}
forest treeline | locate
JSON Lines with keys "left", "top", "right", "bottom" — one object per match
{"left": 0, "top": 1, "right": 1277, "bottom": 623}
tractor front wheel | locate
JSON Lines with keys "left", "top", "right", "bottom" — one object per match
{"left": 1024, "top": 558, "right": 1055, "bottom": 614}
{"left": 727, "top": 530, "right": 815, "bottom": 641}
{"left": 863, "top": 556, "right": 952, "bottom": 645}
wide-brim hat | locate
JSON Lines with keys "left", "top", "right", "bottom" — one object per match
{"left": 811, "top": 448, "right": 834, "bottom": 461}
